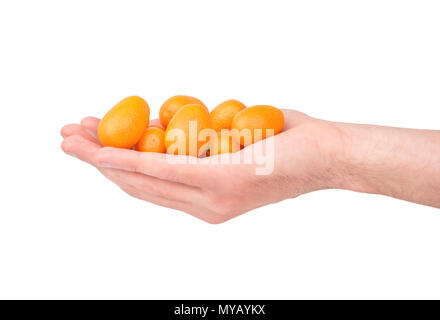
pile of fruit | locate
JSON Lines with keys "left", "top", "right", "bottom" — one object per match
{"left": 97, "top": 95, "right": 285, "bottom": 157}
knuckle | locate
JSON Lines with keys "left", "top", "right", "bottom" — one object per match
{"left": 206, "top": 192, "right": 226, "bottom": 207}
{"left": 216, "top": 204, "right": 237, "bottom": 217}
{"left": 210, "top": 195, "right": 239, "bottom": 217}
{"left": 203, "top": 215, "right": 230, "bottom": 224}
{"left": 121, "top": 184, "right": 141, "bottom": 199}
{"left": 205, "top": 186, "right": 243, "bottom": 217}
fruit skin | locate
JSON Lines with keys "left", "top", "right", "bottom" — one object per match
{"left": 135, "top": 126, "right": 166, "bottom": 153}
{"left": 165, "top": 104, "right": 213, "bottom": 157}
{"left": 210, "top": 99, "right": 246, "bottom": 132}
{"left": 159, "top": 95, "right": 207, "bottom": 128}
{"left": 231, "top": 105, "right": 284, "bottom": 146}
{"left": 209, "top": 130, "right": 241, "bottom": 155}
{"left": 98, "top": 96, "right": 150, "bottom": 149}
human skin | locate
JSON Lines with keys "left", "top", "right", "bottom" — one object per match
{"left": 60, "top": 110, "right": 440, "bottom": 223}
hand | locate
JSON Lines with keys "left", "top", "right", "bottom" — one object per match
{"left": 60, "top": 110, "right": 344, "bottom": 223}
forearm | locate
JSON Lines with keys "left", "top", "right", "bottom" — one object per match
{"left": 332, "top": 122, "right": 440, "bottom": 208}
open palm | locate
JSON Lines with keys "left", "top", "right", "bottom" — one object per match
{"left": 61, "top": 109, "right": 342, "bottom": 223}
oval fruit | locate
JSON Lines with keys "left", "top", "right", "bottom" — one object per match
{"left": 159, "top": 95, "right": 207, "bottom": 128}
{"left": 231, "top": 105, "right": 284, "bottom": 146}
{"left": 135, "top": 126, "right": 166, "bottom": 153}
{"left": 98, "top": 96, "right": 150, "bottom": 148}
{"left": 165, "top": 104, "right": 213, "bottom": 157}
{"left": 210, "top": 99, "right": 246, "bottom": 132}
{"left": 209, "top": 130, "right": 241, "bottom": 155}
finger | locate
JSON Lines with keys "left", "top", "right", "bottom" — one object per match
{"left": 60, "top": 124, "right": 79, "bottom": 137}
{"left": 80, "top": 116, "right": 101, "bottom": 140}
{"left": 61, "top": 124, "right": 99, "bottom": 143}
{"left": 100, "top": 167, "right": 188, "bottom": 207}
{"left": 98, "top": 167, "right": 205, "bottom": 204}
{"left": 149, "top": 118, "right": 164, "bottom": 129}
{"left": 61, "top": 134, "right": 101, "bottom": 164}
{"left": 62, "top": 135, "right": 210, "bottom": 203}
{"left": 99, "top": 168, "right": 219, "bottom": 223}
{"left": 95, "top": 148, "right": 218, "bottom": 187}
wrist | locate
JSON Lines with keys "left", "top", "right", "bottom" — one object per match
{"left": 329, "top": 122, "right": 408, "bottom": 196}
{"left": 328, "top": 122, "right": 371, "bottom": 193}
{"left": 315, "top": 120, "right": 359, "bottom": 192}
{"left": 288, "top": 119, "right": 354, "bottom": 192}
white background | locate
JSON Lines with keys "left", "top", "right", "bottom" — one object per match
{"left": 0, "top": 0, "right": 439, "bottom": 299}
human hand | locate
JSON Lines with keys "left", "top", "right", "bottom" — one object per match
{"left": 60, "top": 110, "right": 346, "bottom": 223}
